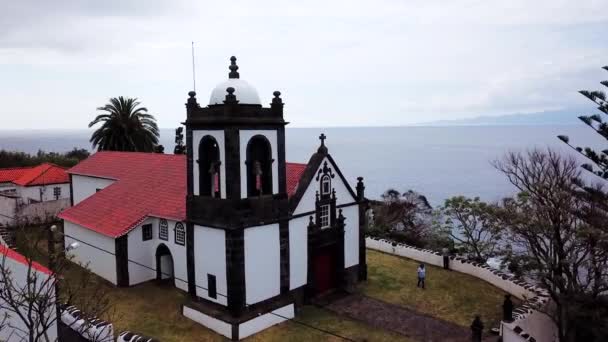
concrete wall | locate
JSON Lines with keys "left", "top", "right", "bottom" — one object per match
{"left": 0, "top": 194, "right": 17, "bottom": 226}
{"left": 244, "top": 223, "right": 280, "bottom": 305}
{"left": 293, "top": 156, "right": 357, "bottom": 215}
{"left": 192, "top": 130, "right": 226, "bottom": 198}
{"left": 19, "top": 183, "right": 71, "bottom": 203}
{"left": 239, "top": 130, "right": 279, "bottom": 198}
{"left": 183, "top": 305, "right": 232, "bottom": 338}
{"left": 238, "top": 303, "right": 294, "bottom": 339}
{"left": 64, "top": 221, "right": 117, "bottom": 284}
{"left": 366, "top": 237, "right": 557, "bottom": 342}
{"left": 0, "top": 254, "right": 57, "bottom": 342}
{"left": 72, "top": 175, "right": 115, "bottom": 205}
{"left": 289, "top": 216, "right": 308, "bottom": 290}
{"left": 194, "top": 225, "right": 228, "bottom": 305}
{"left": 17, "top": 198, "right": 70, "bottom": 225}
{"left": 127, "top": 217, "right": 188, "bottom": 291}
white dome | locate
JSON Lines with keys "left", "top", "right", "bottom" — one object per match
{"left": 208, "top": 78, "right": 261, "bottom": 105}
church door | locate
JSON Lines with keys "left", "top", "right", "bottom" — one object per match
{"left": 313, "top": 247, "right": 336, "bottom": 294}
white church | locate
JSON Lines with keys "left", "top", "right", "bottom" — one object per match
{"left": 58, "top": 56, "right": 368, "bottom": 340}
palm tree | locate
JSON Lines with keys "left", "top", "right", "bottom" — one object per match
{"left": 89, "top": 97, "right": 160, "bottom": 152}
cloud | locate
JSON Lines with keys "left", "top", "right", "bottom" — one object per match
{"left": 0, "top": 0, "right": 607, "bottom": 129}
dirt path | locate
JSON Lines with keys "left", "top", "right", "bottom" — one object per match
{"left": 324, "top": 294, "right": 497, "bottom": 342}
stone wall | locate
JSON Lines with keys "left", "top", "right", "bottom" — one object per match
{"left": 366, "top": 237, "right": 557, "bottom": 342}
{"left": 16, "top": 198, "right": 70, "bottom": 226}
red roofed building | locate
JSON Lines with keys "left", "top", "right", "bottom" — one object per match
{"left": 0, "top": 163, "right": 70, "bottom": 201}
{"left": 0, "top": 163, "right": 70, "bottom": 227}
{"left": 58, "top": 57, "right": 367, "bottom": 340}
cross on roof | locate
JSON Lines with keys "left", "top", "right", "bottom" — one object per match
{"left": 319, "top": 133, "right": 326, "bottom": 145}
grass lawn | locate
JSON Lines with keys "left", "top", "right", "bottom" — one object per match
{"left": 15, "top": 227, "right": 507, "bottom": 341}
{"left": 362, "top": 249, "right": 512, "bottom": 329}
{"left": 60, "top": 276, "right": 411, "bottom": 342}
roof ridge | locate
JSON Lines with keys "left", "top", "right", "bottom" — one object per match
{"left": 0, "top": 166, "right": 35, "bottom": 171}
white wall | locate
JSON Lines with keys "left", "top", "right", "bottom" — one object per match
{"left": 127, "top": 218, "right": 188, "bottom": 291}
{"left": 194, "top": 225, "right": 228, "bottom": 305}
{"left": 19, "top": 183, "right": 71, "bottom": 203}
{"left": 192, "top": 130, "right": 226, "bottom": 198}
{"left": 239, "top": 130, "right": 279, "bottom": 198}
{"left": 183, "top": 305, "right": 232, "bottom": 339}
{"left": 0, "top": 253, "right": 57, "bottom": 342}
{"left": 293, "top": 156, "right": 356, "bottom": 215}
{"left": 64, "top": 221, "right": 117, "bottom": 284}
{"left": 72, "top": 175, "right": 115, "bottom": 205}
{"left": 289, "top": 216, "right": 308, "bottom": 290}
{"left": 342, "top": 204, "right": 359, "bottom": 268}
{"left": 244, "top": 223, "right": 280, "bottom": 305}
{"left": 238, "top": 303, "right": 295, "bottom": 339}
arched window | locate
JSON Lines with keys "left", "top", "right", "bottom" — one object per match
{"left": 320, "top": 175, "right": 331, "bottom": 196}
{"left": 198, "top": 136, "right": 221, "bottom": 198}
{"left": 159, "top": 219, "right": 168, "bottom": 240}
{"left": 246, "top": 135, "right": 273, "bottom": 196}
{"left": 174, "top": 222, "right": 185, "bottom": 246}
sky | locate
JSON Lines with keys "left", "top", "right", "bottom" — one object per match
{"left": 1, "top": 0, "right": 607, "bottom": 129}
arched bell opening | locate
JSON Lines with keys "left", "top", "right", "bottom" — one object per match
{"left": 246, "top": 135, "right": 273, "bottom": 197}
{"left": 198, "top": 136, "right": 221, "bottom": 198}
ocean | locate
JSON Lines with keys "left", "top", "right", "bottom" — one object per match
{"left": 0, "top": 125, "right": 602, "bottom": 207}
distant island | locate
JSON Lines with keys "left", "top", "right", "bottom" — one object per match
{"left": 421, "top": 108, "right": 586, "bottom": 126}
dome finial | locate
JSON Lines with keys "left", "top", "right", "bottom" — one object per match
{"left": 229, "top": 56, "right": 239, "bottom": 79}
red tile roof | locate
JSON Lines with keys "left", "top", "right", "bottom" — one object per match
{"left": 59, "top": 152, "right": 308, "bottom": 238}
{"left": 286, "top": 162, "right": 307, "bottom": 197}
{"left": 0, "top": 245, "right": 52, "bottom": 275}
{"left": 0, "top": 167, "right": 31, "bottom": 183}
{"left": 0, "top": 163, "right": 69, "bottom": 186}
{"left": 59, "top": 152, "right": 186, "bottom": 238}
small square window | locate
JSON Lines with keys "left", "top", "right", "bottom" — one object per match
{"left": 174, "top": 222, "right": 185, "bottom": 246}
{"left": 159, "top": 219, "right": 168, "bottom": 241}
{"left": 320, "top": 204, "right": 330, "bottom": 228}
{"left": 207, "top": 274, "right": 217, "bottom": 299}
{"left": 142, "top": 224, "right": 153, "bottom": 241}
{"left": 53, "top": 187, "right": 61, "bottom": 200}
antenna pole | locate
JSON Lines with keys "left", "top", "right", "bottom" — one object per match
{"left": 191, "top": 41, "right": 196, "bottom": 92}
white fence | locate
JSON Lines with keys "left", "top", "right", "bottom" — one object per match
{"left": 366, "top": 237, "right": 558, "bottom": 342}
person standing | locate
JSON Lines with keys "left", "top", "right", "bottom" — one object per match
{"left": 503, "top": 294, "right": 514, "bottom": 322}
{"left": 442, "top": 247, "right": 450, "bottom": 270}
{"left": 417, "top": 264, "right": 426, "bottom": 289}
{"left": 470, "top": 315, "right": 484, "bottom": 342}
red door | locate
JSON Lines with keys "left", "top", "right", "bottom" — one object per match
{"left": 313, "top": 249, "right": 335, "bottom": 294}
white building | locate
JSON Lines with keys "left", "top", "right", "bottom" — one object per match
{"left": 0, "top": 163, "right": 71, "bottom": 227}
{"left": 0, "top": 244, "right": 57, "bottom": 342}
{"left": 58, "top": 56, "right": 368, "bottom": 340}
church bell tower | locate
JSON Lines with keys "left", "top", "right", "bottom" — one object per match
{"left": 183, "top": 56, "right": 289, "bottom": 319}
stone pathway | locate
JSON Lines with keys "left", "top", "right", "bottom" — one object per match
{"left": 323, "top": 294, "right": 497, "bottom": 342}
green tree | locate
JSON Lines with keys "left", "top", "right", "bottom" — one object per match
{"left": 64, "top": 148, "right": 90, "bottom": 161}
{"left": 492, "top": 149, "right": 608, "bottom": 342}
{"left": 558, "top": 65, "right": 608, "bottom": 178}
{"left": 88, "top": 97, "right": 159, "bottom": 152}
{"left": 439, "top": 196, "right": 501, "bottom": 262}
